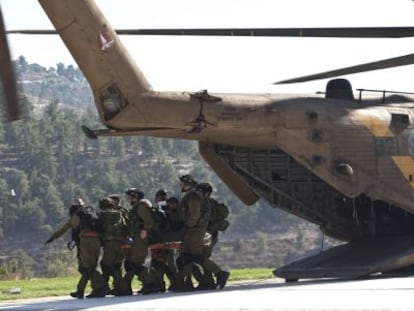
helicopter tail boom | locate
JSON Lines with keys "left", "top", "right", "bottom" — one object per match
{"left": 38, "top": 0, "right": 153, "bottom": 123}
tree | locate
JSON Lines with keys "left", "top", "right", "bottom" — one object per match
{"left": 56, "top": 62, "right": 65, "bottom": 76}
{"left": 43, "top": 182, "right": 66, "bottom": 226}
{"left": 16, "top": 56, "right": 28, "bottom": 72}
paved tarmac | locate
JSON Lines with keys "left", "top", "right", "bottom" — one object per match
{"left": 1, "top": 276, "right": 414, "bottom": 311}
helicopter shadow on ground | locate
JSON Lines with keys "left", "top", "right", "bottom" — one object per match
{"left": 227, "top": 272, "right": 414, "bottom": 291}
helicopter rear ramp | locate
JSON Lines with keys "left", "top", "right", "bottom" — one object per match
{"left": 274, "top": 236, "right": 414, "bottom": 281}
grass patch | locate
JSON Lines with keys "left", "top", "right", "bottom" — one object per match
{"left": 229, "top": 268, "right": 274, "bottom": 281}
{"left": 0, "top": 276, "right": 82, "bottom": 300}
{"left": 0, "top": 268, "right": 275, "bottom": 301}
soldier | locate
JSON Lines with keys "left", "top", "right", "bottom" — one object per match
{"left": 108, "top": 193, "right": 130, "bottom": 221}
{"left": 154, "top": 189, "right": 168, "bottom": 211}
{"left": 97, "top": 197, "right": 129, "bottom": 296}
{"left": 164, "top": 196, "right": 185, "bottom": 291}
{"left": 108, "top": 193, "right": 132, "bottom": 291}
{"left": 124, "top": 188, "right": 163, "bottom": 294}
{"left": 45, "top": 198, "right": 102, "bottom": 299}
{"left": 176, "top": 175, "right": 230, "bottom": 291}
{"left": 150, "top": 190, "right": 179, "bottom": 292}
{"left": 193, "top": 182, "right": 230, "bottom": 290}
{"left": 165, "top": 196, "right": 185, "bottom": 239}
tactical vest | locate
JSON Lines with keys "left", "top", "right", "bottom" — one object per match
{"left": 166, "top": 209, "right": 185, "bottom": 232}
{"left": 100, "top": 208, "right": 127, "bottom": 240}
{"left": 207, "top": 199, "right": 230, "bottom": 233}
{"left": 127, "top": 199, "right": 152, "bottom": 237}
{"left": 76, "top": 205, "right": 99, "bottom": 232}
{"left": 128, "top": 205, "right": 143, "bottom": 237}
{"left": 198, "top": 197, "right": 212, "bottom": 228}
{"left": 151, "top": 206, "right": 168, "bottom": 232}
{"left": 119, "top": 206, "right": 130, "bottom": 222}
{"left": 181, "top": 191, "right": 211, "bottom": 228}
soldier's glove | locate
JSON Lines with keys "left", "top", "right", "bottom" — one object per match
{"left": 45, "top": 237, "right": 54, "bottom": 245}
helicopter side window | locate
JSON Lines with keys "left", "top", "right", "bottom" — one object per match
{"left": 390, "top": 113, "right": 410, "bottom": 135}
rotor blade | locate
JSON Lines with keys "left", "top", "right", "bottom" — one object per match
{"left": 6, "top": 29, "right": 57, "bottom": 35}
{"left": 7, "top": 27, "right": 414, "bottom": 38}
{"left": 275, "top": 53, "right": 414, "bottom": 84}
{"left": 0, "top": 6, "right": 20, "bottom": 121}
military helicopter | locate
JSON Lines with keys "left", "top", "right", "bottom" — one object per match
{"left": 6, "top": 0, "right": 414, "bottom": 281}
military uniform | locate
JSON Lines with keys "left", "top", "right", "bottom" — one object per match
{"left": 153, "top": 196, "right": 185, "bottom": 291}
{"left": 193, "top": 197, "right": 223, "bottom": 289}
{"left": 176, "top": 183, "right": 216, "bottom": 290}
{"left": 180, "top": 190, "right": 207, "bottom": 255}
{"left": 97, "top": 198, "right": 129, "bottom": 296}
{"left": 181, "top": 182, "right": 230, "bottom": 290}
{"left": 46, "top": 203, "right": 101, "bottom": 299}
{"left": 108, "top": 195, "right": 132, "bottom": 276}
{"left": 124, "top": 190, "right": 161, "bottom": 294}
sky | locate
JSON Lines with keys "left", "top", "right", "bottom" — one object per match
{"left": 2, "top": 0, "right": 414, "bottom": 94}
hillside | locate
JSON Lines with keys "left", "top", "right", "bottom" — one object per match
{"left": 15, "top": 56, "right": 94, "bottom": 112}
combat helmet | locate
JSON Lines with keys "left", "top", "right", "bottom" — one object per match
{"left": 108, "top": 193, "right": 120, "bottom": 203}
{"left": 155, "top": 189, "right": 167, "bottom": 197}
{"left": 125, "top": 187, "right": 144, "bottom": 198}
{"left": 196, "top": 182, "right": 213, "bottom": 195}
{"left": 99, "top": 197, "right": 115, "bottom": 210}
{"left": 167, "top": 196, "right": 179, "bottom": 205}
{"left": 179, "top": 174, "right": 197, "bottom": 186}
{"left": 72, "top": 197, "right": 85, "bottom": 207}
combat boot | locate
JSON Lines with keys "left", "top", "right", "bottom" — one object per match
{"left": 216, "top": 270, "right": 230, "bottom": 290}
{"left": 196, "top": 282, "right": 216, "bottom": 291}
{"left": 170, "top": 273, "right": 186, "bottom": 292}
{"left": 140, "top": 282, "right": 158, "bottom": 295}
{"left": 70, "top": 290, "right": 84, "bottom": 299}
{"left": 86, "top": 270, "right": 107, "bottom": 298}
{"left": 159, "top": 281, "right": 166, "bottom": 293}
{"left": 184, "top": 277, "right": 195, "bottom": 291}
{"left": 153, "top": 280, "right": 166, "bottom": 293}
{"left": 166, "top": 271, "right": 178, "bottom": 291}
{"left": 85, "top": 293, "right": 102, "bottom": 298}
{"left": 70, "top": 273, "right": 88, "bottom": 299}
{"left": 86, "top": 283, "right": 110, "bottom": 298}
{"left": 123, "top": 271, "right": 135, "bottom": 295}
{"left": 194, "top": 267, "right": 216, "bottom": 291}
{"left": 112, "top": 269, "right": 130, "bottom": 296}
{"left": 172, "top": 276, "right": 195, "bottom": 292}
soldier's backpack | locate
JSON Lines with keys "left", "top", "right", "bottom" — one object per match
{"left": 198, "top": 197, "right": 212, "bottom": 228}
{"left": 151, "top": 206, "right": 168, "bottom": 232}
{"left": 207, "top": 200, "right": 230, "bottom": 233}
{"left": 77, "top": 205, "right": 99, "bottom": 232}
{"left": 127, "top": 199, "right": 168, "bottom": 237}
{"left": 100, "top": 208, "right": 128, "bottom": 239}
